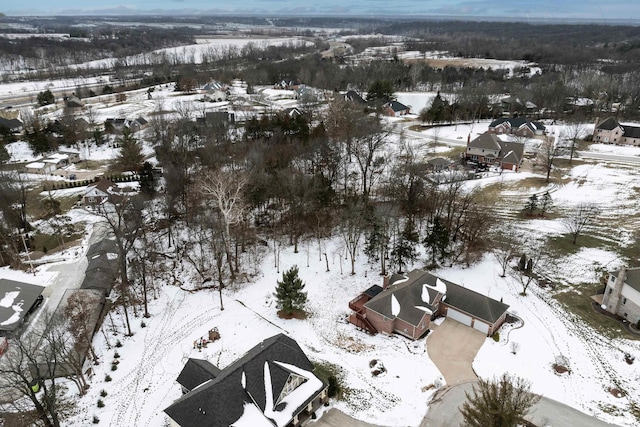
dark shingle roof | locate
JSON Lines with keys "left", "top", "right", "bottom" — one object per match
{"left": 86, "top": 239, "right": 117, "bottom": 259}
{"left": 0, "top": 279, "right": 44, "bottom": 333}
{"left": 597, "top": 117, "right": 620, "bottom": 131}
{"left": 469, "top": 132, "right": 502, "bottom": 150}
{"left": 344, "top": 90, "right": 367, "bottom": 105}
{"left": 176, "top": 359, "right": 222, "bottom": 392}
{"left": 444, "top": 283, "right": 509, "bottom": 324}
{"left": 498, "top": 141, "right": 524, "bottom": 164}
{"left": 489, "top": 118, "right": 545, "bottom": 133}
{"left": 622, "top": 267, "right": 640, "bottom": 293}
{"left": 385, "top": 100, "right": 409, "bottom": 112}
{"left": 621, "top": 124, "right": 640, "bottom": 139}
{"left": 164, "top": 334, "right": 323, "bottom": 427}
{"left": 366, "top": 270, "right": 447, "bottom": 326}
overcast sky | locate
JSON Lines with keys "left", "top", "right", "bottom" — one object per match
{"left": 4, "top": 0, "right": 639, "bottom": 21}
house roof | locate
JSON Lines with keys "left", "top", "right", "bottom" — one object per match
{"left": 366, "top": 270, "right": 509, "bottom": 327}
{"left": 617, "top": 267, "right": 640, "bottom": 294}
{"left": 489, "top": 118, "right": 545, "bottom": 132}
{"left": 469, "top": 132, "right": 502, "bottom": 151}
{"left": 344, "top": 90, "right": 367, "bottom": 105}
{"left": 427, "top": 157, "right": 451, "bottom": 167}
{"left": 444, "top": 282, "right": 510, "bottom": 324}
{"left": 164, "top": 334, "right": 324, "bottom": 427}
{"left": 86, "top": 178, "right": 119, "bottom": 196}
{"left": 366, "top": 270, "right": 447, "bottom": 326}
{"left": 86, "top": 239, "right": 118, "bottom": 259}
{"left": 0, "top": 279, "right": 44, "bottom": 333}
{"left": 0, "top": 117, "right": 23, "bottom": 131}
{"left": 177, "top": 358, "right": 222, "bottom": 392}
{"left": 621, "top": 124, "right": 640, "bottom": 139}
{"left": 384, "top": 101, "right": 409, "bottom": 113}
{"left": 596, "top": 117, "right": 620, "bottom": 131}
{"left": 498, "top": 141, "right": 524, "bottom": 165}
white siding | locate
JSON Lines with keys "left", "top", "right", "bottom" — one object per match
{"left": 622, "top": 284, "right": 640, "bottom": 306}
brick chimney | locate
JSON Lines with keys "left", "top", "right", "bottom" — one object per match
{"left": 382, "top": 274, "right": 390, "bottom": 290}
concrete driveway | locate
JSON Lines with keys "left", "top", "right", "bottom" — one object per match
{"left": 426, "top": 319, "right": 486, "bottom": 385}
{"left": 308, "top": 408, "right": 382, "bottom": 427}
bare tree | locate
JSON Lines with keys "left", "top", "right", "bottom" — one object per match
{"left": 197, "top": 169, "right": 247, "bottom": 279}
{"left": 563, "top": 120, "right": 587, "bottom": 163}
{"left": 338, "top": 197, "right": 368, "bottom": 275}
{"left": 490, "top": 225, "right": 522, "bottom": 278}
{"left": 562, "top": 202, "right": 601, "bottom": 244}
{"left": 536, "top": 136, "right": 558, "bottom": 183}
{"left": 351, "top": 116, "right": 390, "bottom": 199}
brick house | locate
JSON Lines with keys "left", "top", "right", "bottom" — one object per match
{"left": 465, "top": 132, "right": 525, "bottom": 171}
{"left": 382, "top": 101, "right": 410, "bottom": 117}
{"left": 593, "top": 117, "right": 640, "bottom": 146}
{"left": 602, "top": 267, "right": 640, "bottom": 325}
{"left": 488, "top": 118, "right": 546, "bottom": 137}
{"left": 82, "top": 178, "right": 122, "bottom": 206}
{"left": 165, "top": 334, "right": 328, "bottom": 427}
{"left": 348, "top": 270, "right": 509, "bottom": 339}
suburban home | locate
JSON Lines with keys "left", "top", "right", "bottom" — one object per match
{"left": 488, "top": 118, "right": 546, "bottom": 137}
{"left": 82, "top": 178, "right": 122, "bottom": 206}
{"left": 593, "top": 117, "right": 640, "bottom": 146}
{"left": 82, "top": 239, "right": 119, "bottom": 296}
{"left": 202, "top": 81, "right": 229, "bottom": 101}
{"left": 24, "top": 161, "right": 56, "bottom": 175}
{"left": 64, "top": 95, "right": 84, "bottom": 110}
{"left": 601, "top": 267, "right": 640, "bottom": 325}
{"left": 427, "top": 157, "right": 452, "bottom": 172}
{"left": 343, "top": 90, "right": 368, "bottom": 107}
{"left": 58, "top": 149, "right": 81, "bottom": 164}
{"left": 164, "top": 334, "right": 328, "bottom": 427}
{"left": 382, "top": 100, "right": 410, "bottom": 117}
{"left": 348, "top": 270, "right": 509, "bottom": 339}
{"left": 465, "top": 132, "right": 525, "bottom": 171}
{"left": 0, "top": 279, "right": 45, "bottom": 337}
{"left": 0, "top": 116, "right": 24, "bottom": 133}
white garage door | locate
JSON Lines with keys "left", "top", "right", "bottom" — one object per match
{"left": 447, "top": 308, "right": 472, "bottom": 326}
{"left": 473, "top": 320, "right": 490, "bottom": 335}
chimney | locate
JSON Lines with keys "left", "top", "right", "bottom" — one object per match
{"left": 382, "top": 274, "right": 390, "bottom": 290}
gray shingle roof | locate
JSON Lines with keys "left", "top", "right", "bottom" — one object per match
{"left": 164, "top": 334, "right": 324, "bottom": 427}
{"left": 622, "top": 267, "right": 640, "bottom": 293}
{"left": 469, "top": 132, "right": 502, "bottom": 150}
{"left": 0, "top": 279, "right": 45, "bottom": 333}
{"left": 176, "top": 358, "right": 222, "bottom": 392}
{"left": 366, "top": 270, "right": 446, "bottom": 326}
{"left": 385, "top": 100, "right": 409, "bottom": 112}
{"left": 596, "top": 117, "right": 620, "bottom": 131}
{"left": 498, "top": 141, "right": 524, "bottom": 164}
{"left": 444, "top": 283, "right": 509, "bottom": 324}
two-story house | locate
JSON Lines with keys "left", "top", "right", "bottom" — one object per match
{"left": 593, "top": 117, "right": 640, "bottom": 146}
{"left": 465, "top": 132, "right": 525, "bottom": 172}
{"left": 602, "top": 267, "right": 640, "bottom": 325}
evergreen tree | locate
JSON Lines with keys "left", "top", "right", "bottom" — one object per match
{"left": 518, "top": 253, "right": 527, "bottom": 271}
{"left": 115, "top": 128, "right": 144, "bottom": 172}
{"left": 460, "top": 373, "right": 540, "bottom": 427}
{"left": 524, "top": 194, "right": 538, "bottom": 216}
{"left": 423, "top": 216, "right": 449, "bottom": 265}
{"left": 391, "top": 221, "right": 420, "bottom": 273}
{"left": 275, "top": 266, "right": 307, "bottom": 315}
{"left": 366, "top": 80, "right": 395, "bottom": 107}
{"left": 539, "top": 191, "right": 553, "bottom": 216}
{"left": 138, "top": 161, "right": 156, "bottom": 197}
{"left": 37, "top": 90, "right": 55, "bottom": 106}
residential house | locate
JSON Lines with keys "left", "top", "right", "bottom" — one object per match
{"left": 164, "top": 334, "right": 328, "bottom": 427}
{"left": 348, "top": 270, "right": 509, "bottom": 339}
{"left": 593, "top": 117, "right": 640, "bottom": 146}
{"left": 64, "top": 95, "right": 84, "bottom": 110}
{"left": 343, "top": 90, "right": 368, "bottom": 107}
{"left": 382, "top": 101, "right": 410, "bottom": 117}
{"left": 24, "top": 161, "right": 56, "bottom": 175}
{"left": 82, "top": 178, "right": 122, "bottom": 206}
{"left": 602, "top": 267, "right": 640, "bottom": 325}
{"left": 59, "top": 149, "right": 81, "bottom": 164}
{"left": 0, "top": 279, "right": 45, "bottom": 337}
{"left": 465, "top": 132, "right": 525, "bottom": 172}
{"left": 488, "top": 118, "right": 546, "bottom": 137}
{"left": 202, "top": 82, "right": 229, "bottom": 102}
{"left": 0, "top": 117, "right": 23, "bottom": 133}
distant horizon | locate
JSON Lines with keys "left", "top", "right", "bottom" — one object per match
{"left": 3, "top": 1, "right": 640, "bottom": 24}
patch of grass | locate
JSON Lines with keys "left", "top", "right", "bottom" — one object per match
{"left": 554, "top": 285, "right": 637, "bottom": 340}
{"left": 31, "top": 232, "right": 83, "bottom": 254}
{"left": 277, "top": 309, "right": 307, "bottom": 320}
{"left": 546, "top": 234, "right": 611, "bottom": 257}
{"left": 313, "top": 362, "right": 344, "bottom": 399}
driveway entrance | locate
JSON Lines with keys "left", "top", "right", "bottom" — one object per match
{"left": 426, "top": 319, "right": 486, "bottom": 385}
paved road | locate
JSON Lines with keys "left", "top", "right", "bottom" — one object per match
{"left": 576, "top": 150, "right": 640, "bottom": 164}
{"left": 421, "top": 382, "right": 620, "bottom": 427}
{"left": 426, "top": 319, "right": 485, "bottom": 385}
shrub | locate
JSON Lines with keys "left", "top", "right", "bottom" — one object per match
{"left": 114, "top": 352, "right": 120, "bottom": 359}
{"left": 100, "top": 389, "right": 107, "bottom": 397}
{"left": 97, "top": 399, "right": 105, "bottom": 408}
{"left": 111, "top": 364, "right": 118, "bottom": 371}
{"left": 92, "top": 415, "right": 100, "bottom": 424}
{"left": 492, "top": 332, "right": 500, "bottom": 342}
{"left": 141, "top": 321, "right": 146, "bottom": 328}
{"left": 115, "top": 340, "right": 122, "bottom": 348}
{"left": 104, "top": 375, "right": 112, "bottom": 382}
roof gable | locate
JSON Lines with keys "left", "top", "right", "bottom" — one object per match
{"left": 597, "top": 117, "right": 620, "bottom": 131}
{"left": 469, "top": 132, "right": 502, "bottom": 150}
{"left": 165, "top": 334, "right": 323, "bottom": 427}
{"left": 177, "top": 358, "right": 222, "bottom": 392}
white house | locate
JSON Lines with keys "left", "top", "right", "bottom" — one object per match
{"left": 602, "top": 267, "right": 640, "bottom": 325}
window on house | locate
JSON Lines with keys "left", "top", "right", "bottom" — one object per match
{"left": 623, "top": 298, "right": 627, "bottom": 305}
{"left": 608, "top": 288, "right": 613, "bottom": 295}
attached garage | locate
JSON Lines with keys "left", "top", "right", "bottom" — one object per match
{"left": 472, "top": 320, "right": 490, "bottom": 335}
{"left": 446, "top": 307, "right": 472, "bottom": 326}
